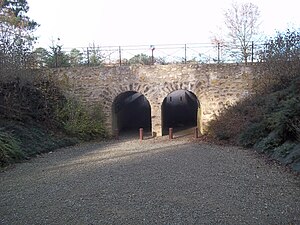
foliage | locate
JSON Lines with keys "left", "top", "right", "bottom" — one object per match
{"left": 207, "top": 28, "right": 300, "bottom": 171}
{"left": 238, "top": 122, "right": 269, "bottom": 148}
{"left": 33, "top": 46, "right": 82, "bottom": 68}
{"left": 0, "top": 76, "right": 108, "bottom": 166}
{"left": 128, "top": 53, "right": 153, "bottom": 65}
{"left": 207, "top": 95, "right": 265, "bottom": 143}
{"left": 0, "top": 119, "right": 78, "bottom": 166}
{"left": 32, "top": 43, "right": 106, "bottom": 68}
{"left": 0, "top": 78, "right": 65, "bottom": 126}
{"left": 290, "top": 118, "right": 300, "bottom": 142}
{"left": 55, "top": 99, "right": 107, "bottom": 141}
{"left": 223, "top": 2, "right": 260, "bottom": 63}
{"left": 46, "top": 44, "right": 70, "bottom": 68}
{"left": 0, "top": 0, "right": 38, "bottom": 77}
{"left": 0, "top": 1, "right": 107, "bottom": 167}
{"left": 0, "top": 128, "right": 23, "bottom": 166}
{"left": 254, "top": 29, "right": 300, "bottom": 93}
{"left": 69, "top": 48, "right": 83, "bottom": 66}
{"left": 31, "top": 47, "right": 49, "bottom": 68}
{"left": 207, "top": 76, "right": 300, "bottom": 171}
{"left": 88, "top": 43, "right": 104, "bottom": 66}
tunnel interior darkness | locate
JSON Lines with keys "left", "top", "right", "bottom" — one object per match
{"left": 162, "top": 90, "right": 199, "bottom": 135}
{"left": 113, "top": 91, "right": 151, "bottom": 134}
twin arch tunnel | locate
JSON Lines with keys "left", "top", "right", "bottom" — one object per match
{"left": 112, "top": 90, "right": 200, "bottom": 136}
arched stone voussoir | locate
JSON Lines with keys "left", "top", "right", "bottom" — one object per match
{"left": 162, "top": 81, "right": 197, "bottom": 96}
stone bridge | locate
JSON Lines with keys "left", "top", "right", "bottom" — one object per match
{"left": 45, "top": 64, "right": 255, "bottom": 137}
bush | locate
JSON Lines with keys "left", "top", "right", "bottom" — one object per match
{"left": 254, "top": 131, "right": 284, "bottom": 154}
{"left": 206, "top": 29, "right": 300, "bottom": 172}
{"left": 254, "top": 29, "right": 300, "bottom": 93}
{"left": 56, "top": 99, "right": 107, "bottom": 140}
{"left": 0, "top": 78, "right": 65, "bottom": 127}
{"left": 0, "top": 129, "right": 24, "bottom": 166}
{"left": 272, "top": 142, "right": 297, "bottom": 160}
{"left": 238, "top": 122, "right": 269, "bottom": 148}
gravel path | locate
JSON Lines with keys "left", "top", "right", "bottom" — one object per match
{"left": 1, "top": 136, "right": 300, "bottom": 225}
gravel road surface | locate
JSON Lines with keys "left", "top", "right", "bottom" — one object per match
{"left": 1, "top": 136, "right": 300, "bottom": 225}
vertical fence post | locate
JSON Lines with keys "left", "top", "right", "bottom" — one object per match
{"left": 251, "top": 41, "right": 254, "bottom": 63}
{"left": 119, "top": 46, "right": 122, "bottom": 66}
{"left": 217, "top": 43, "right": 220, "bottom": 63}
{"left": 150, "top": 45, "right": 155, "bottom": 65}
{"left": 184, "top": 44, "right": 187, "bottom": 64}
{"left": 87, "top": 47, "right": 90, "bottom": 66}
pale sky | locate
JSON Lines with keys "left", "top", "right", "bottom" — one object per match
{"left": 27, "top": 0, "right": 300, "bottom": 49}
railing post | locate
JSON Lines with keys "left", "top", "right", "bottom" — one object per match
{"left": 217, "top": 42, "right": 220, "bottom": 63}
{"left": 139, "top": 128, "right": 144, "bottom": 141}
{"left": 119, "top": 46, "right": 122, "bottom": 66}
{"left": 184, "top": 44, "right": 187, "bottom": 64}
{"left": 251, "top": 41, "right": 254, "bottom": 63}
{"left": 87, "top": 47, "right": 90, "bottom": 66}
{"left": 150, "top": 45, "right": 155, "bottom": 65}
{"left": 169, "top": 128, "right": 173, "bottom": 140}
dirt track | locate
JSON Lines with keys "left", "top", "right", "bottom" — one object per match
{"left": 1, "top": 136, "right": 300, "bottom": 225}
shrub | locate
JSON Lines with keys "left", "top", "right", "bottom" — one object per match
{"left": 238, "top": 122, "right": 269, "bottom": 148}
{"left": 290, "top": 118, "right": 300, "bottom": 142}
{"left": 272, "top": 142, "right": 297, "bottom": 160}
{"left": 254, "top": 29, "right": 300, "bottom": 93}
{"left": 0, "top": 129, "right": 24, "bottom": 166}
{"left": 56, "top": 99, "right": 107, "bottom": 140}
{"left": 254, "top": 131, "right": 284, "bottom": 154}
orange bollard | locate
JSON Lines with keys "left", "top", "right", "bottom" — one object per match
{"left": 139, "top": 128, "right": 144, "bottom": 140}
{"left": 169, "top": 128, "right": 173, "bottom": 140}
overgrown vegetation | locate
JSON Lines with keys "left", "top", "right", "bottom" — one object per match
{"left": 0, "top": 77, "right": 108, "bottom": 166}
{"left": 0, "top": 0, "right": 107, "bottom": 167}
{"left": 56, "top": 99, "right": 107, "bottom": 141}
{"left": 208, "top": 29, "right": 300, "bottom": 172}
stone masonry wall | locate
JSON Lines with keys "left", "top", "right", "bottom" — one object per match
{"left": 44, "top": 63, "right": 254, "bottom": 136}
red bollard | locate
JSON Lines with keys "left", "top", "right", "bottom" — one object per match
{"left": 194, "top": 127, "right": 199, "bottom": 138}
{"left": 169, "top": 128, "right": 173, "bottom": 140}
{"left": 139, "top": 128, "right": 144, "bottom": 140}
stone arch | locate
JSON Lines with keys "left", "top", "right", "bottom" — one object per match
{"left": 161, "top": 89, "right": 201, "bottom": 135}
{"left": 112, "top": 91, "right": 152, "bottom": 135}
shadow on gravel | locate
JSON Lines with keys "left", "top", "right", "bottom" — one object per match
{"left": 42, "top": 138, "right": 192, "bottom": 175}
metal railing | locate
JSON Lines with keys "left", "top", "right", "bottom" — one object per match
{"left": 34, "top": 42, "right": 266, "bottom": 68}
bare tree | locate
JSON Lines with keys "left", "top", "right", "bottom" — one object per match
{"left": 224, "top": 2, "right": 260, "bottom": 63}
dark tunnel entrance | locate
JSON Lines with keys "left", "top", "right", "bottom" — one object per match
{"left": 162, "top": 90, "right": 199, "bottom": 135}
{"left": 112, "top": 91, "right": 151, "bottom": 135}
